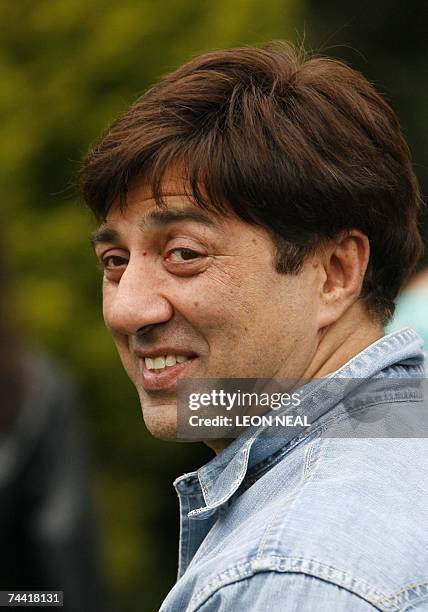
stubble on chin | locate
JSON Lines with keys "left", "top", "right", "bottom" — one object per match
{"left": 139, "top": 394, "right": 179, "bottom": 440}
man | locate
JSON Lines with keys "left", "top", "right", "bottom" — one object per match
{"left": 81, "top": 42, "right": 428, "bottom": 610}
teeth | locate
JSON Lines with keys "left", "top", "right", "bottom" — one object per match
{"left": 153, "top": 356, "right": 165, "bottom": 369}
{"left": 144, "top": 355, "right": 190, "bottom": 371}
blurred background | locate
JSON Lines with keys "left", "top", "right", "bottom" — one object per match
{"left": 0, "top": 1, "right": 426, "bottom": 610}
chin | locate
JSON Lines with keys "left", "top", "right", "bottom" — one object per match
{"left": 141, "top": 401, "right": 178, "bottom": 441}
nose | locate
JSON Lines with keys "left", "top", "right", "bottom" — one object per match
{"left": 103, "top": 258, "right": 173, "bottom": 336}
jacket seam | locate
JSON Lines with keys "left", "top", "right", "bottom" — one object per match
{"left": 309, "top": 396, "right": 424, "bottom": 439}
{"left": 303, "top": 428, "right": 323, "bottom": 479}
{"left": 377, "top": 580, "right": 428, "bottom": 607}
{"left": 256, "top": 460, "right": 311, "bottom": 559}
{"left": 403, "top": 592, "right": 428, "bottom": 610}
{"left": 188, "top": 556, "right": 395, "bottom": 611}
{"left": 257, "top": 429, "right": 327, "bottom": 559}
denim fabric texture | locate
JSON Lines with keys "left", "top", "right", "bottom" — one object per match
{"left": 160, "top": 328, "right": 428, "bottom": 611}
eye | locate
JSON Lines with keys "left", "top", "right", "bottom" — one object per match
{"left": 165, "top": 248, "right": 204, "bottom": 263}
{"left": 102, "top": 255, "right": 128, "bottom": 269}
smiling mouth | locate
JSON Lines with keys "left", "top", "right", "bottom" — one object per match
{"left": 140, "top": 353, "right": 197, "bottom": 391}
{"left": 144, "top": 354, "right": 192, "bottom": 371}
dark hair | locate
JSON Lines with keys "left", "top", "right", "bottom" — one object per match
{"left": 81, "top": 41, "right": 423, "bottom": 322}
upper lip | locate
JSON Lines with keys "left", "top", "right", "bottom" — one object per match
{"left": 134, "top": 348, "right": 197, "bottom": 359}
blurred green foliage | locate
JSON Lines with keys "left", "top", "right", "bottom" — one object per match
{"left": 1, "top": 1, "right": 426, "bottom": 610}
{"left": 0, "top": 1, "right": 303, "bottom": 610}
{"left": 307, "top": 0, "right": 428, "bottom": 256}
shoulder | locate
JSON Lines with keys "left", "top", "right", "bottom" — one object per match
{"left": 189, "top": 436, "right": 428, "bottom": 611}
{"left": 193, "top": 571, "right": 383, "bottom": 611}
{"left": 253, "top": 435, "right": 428, "bottom": 608}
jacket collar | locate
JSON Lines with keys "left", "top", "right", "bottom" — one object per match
{"left": 174, "top": 328, "right": 425, "bottom": 519}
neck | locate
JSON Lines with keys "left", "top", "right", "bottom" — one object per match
{"left": 205, "top": 302, "right": 384, "bottom": 455}
{"left": 302, "top": 301, "right": 384, "bottom": 379}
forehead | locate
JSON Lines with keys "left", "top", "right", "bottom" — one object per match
{"left": 108, "top": 197, "right": 217, "bottom": 229}
{"left": 91, "top": 176, "right": 230, "bottom": 247}
{"left": 91, "top": 172, "right": 276, "bottom": 253}
{"left": 116, "top": 172, "right": 222, "bottom": 222}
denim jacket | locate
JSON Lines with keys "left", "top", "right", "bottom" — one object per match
{"left": 160, "top": 329, "right": 428, "bottom": 611}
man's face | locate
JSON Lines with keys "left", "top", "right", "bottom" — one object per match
{"left": 93, "top": 177, "right": 323, "bottom": 439}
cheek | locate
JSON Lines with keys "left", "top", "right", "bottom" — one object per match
{"left": 110, "top": 332, "right": 136, "bottom": 378}
{"left": 176, "top": 273, "right": 247, "bottom": 328}
{"left": 101, "top": 282, "right": 115, "bottom": 328}
{"left": 120, "top": 355, "right": 138, "bottom": 385}
{"left": 112, "top": 334, "right": 127, "bottom": 356}
{"left": 190, "top": 297, "right": 248, "bottom": 345}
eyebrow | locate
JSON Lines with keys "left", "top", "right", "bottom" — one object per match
{"left": 90, "top": 207, "right": 216, "bottom": 248}
{"left": 90, "top": 227, "right": 120, "bottom": 248}
{"left": 139, "top": 207, "right": 216, "bottom": 230}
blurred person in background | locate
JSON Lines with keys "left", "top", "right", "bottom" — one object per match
{"left": 387, "top": 268, "right": 428, "bottom": 352}
{"left": 0, "top": 252, "right": 109, "bottom": 611}
{"left": 81, "top": 42, "right": 428, "bottom": 610}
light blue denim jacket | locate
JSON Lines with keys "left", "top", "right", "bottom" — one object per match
{"left": 160, "top": 329, "right": 428, "bottom": 611}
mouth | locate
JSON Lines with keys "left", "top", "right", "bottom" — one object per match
{"left": 139, "top": 352, "right": 197, "bottom": 391}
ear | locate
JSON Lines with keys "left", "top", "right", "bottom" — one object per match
{"left": 317, "top": 230, "right": 370, "bottom": 329}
